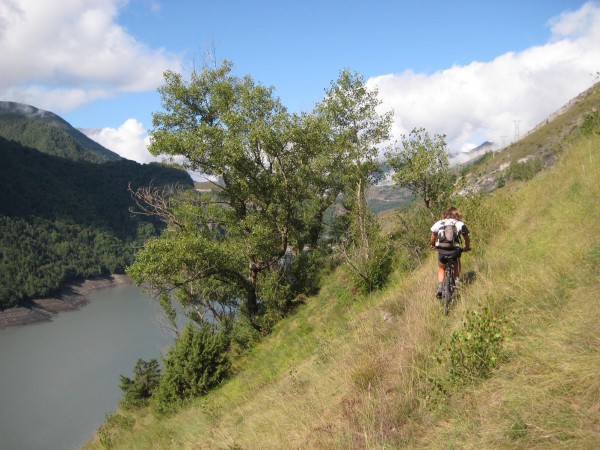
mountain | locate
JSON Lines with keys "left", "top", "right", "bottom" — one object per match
{"left": 0, "top": 101, "right": 122, "bottom": 163}
{"left": 450, "top": 140, "right": 496, "bottom": 164}
{"left": 457, "top": 81, "right": 600, "bottom": 194}
{"left": 0, "top": 103, "right": 192, "bottom": 310}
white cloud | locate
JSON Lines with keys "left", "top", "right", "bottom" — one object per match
{"left": 83, "top": 120, "right": 197, "bottom": 175}
{"left": 0, "top": 0, "right": 181, "bottom": 113}
{"left": 368, "top": 2, "right": 600, "bottom": 163}
{"left": 83, "top": 119, "right": 158, "bottom": 164}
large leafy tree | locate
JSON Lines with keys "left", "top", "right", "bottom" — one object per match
{"left": 128, "top": 63, "right": 394, "bottom": 332}
{"left": 129, "top": 61, "right": 308, "bottom": 330}
{"left": 386, "top": 127, "right": 453, "bottom": 214}
{"left": 315, "top": 69, "right": 392, "bottom": 196}
{"left": 130, "top": 63, "right": 338, "bottom": 329}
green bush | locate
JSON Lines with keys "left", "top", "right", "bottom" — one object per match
{"left": 255, "top": 268, "right": 294, "bottom": 329}
{"left": 151, "top": 323, "right": 230, "bottom": 415}
{"left": 455, "top": 192, "right": 515, "bottom": 249}
{"left": 119, "top": 358, "right": 161, "bottom": 410}
{"left": 228, "top": 314, "right": 262, "bottom": 359}
{"left": 344, "top": 225, "right": 394, "bottom": 295}
{"left": 97, "top": 412, "right": 135, "bottom": 449}
{"left": 581, "top": 110, "right": 600, "bottom": 136}
{"left": 425, "top": 307, "right": 509, "bottom": 406}
{"left": 356, "top": 232, "right": 394, "bottom": 294}
{"left": 389, "top": 204, "right": 433, "bottom": 270}
{"left": 444, "top": 307, "right": 509, "bottom": 383}
{"left": 506, "top": 158, "right": 543, "bottom": 181}
{"left": 287, "top": 245, "right": 329, "bottom": 296}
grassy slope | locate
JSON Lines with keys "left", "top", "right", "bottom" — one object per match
{"left": 86, "top": 112, "right": 600, "bottom": 449}
{"left": 458, "top": 82, "right": 600, "bottom": 195}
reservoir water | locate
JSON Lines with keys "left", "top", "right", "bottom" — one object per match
{"left": 0, "top": 284, "right": 173, "bottom": 450}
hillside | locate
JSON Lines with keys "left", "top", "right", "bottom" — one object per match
{"left": 457, "top": 81, "right": 600, "bottom": 194}
{"left": 0, "top": 101, "right": 122, "bottom": 163}
{"left": 0, "top": 105, "right": 193, "bottom": 310}
{"left": 84, "top": 85, "right": 600, "bottom": 448}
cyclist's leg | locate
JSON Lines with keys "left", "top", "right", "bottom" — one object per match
{"left": 438, "top": 261, "right": 446, "bottom": 283}
{"left": 436, "top": 253, "right": 446, "bottom": 298}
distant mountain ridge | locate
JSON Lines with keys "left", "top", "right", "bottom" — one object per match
{"left": 0, "top": 101, "right": 122, "bottom": 163}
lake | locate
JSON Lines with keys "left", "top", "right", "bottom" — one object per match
{"left": 0, "top": 284, "right": 173, "bottom": 450}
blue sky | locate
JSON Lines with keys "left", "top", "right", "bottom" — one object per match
{"left": 1, "top": 0, "right": 599, "bottom": 164}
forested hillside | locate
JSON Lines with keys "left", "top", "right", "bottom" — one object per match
{"left": 0, "top": 101, "right": 123, "bottom": 163}
{"left": 0, "top": 130, "right": 192, "bottom": 310}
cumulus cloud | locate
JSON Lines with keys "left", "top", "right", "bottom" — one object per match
{"left": 82, "top": 119, "right": 158, "bottom": 164}
{"left": 0, "top": 0, "right": 181, "bottom": 113}
{"left": 368, "top": 1, "right": 600, "bottom": 163}
{"left": 81, "top": 119, "right": 159, "bottom": 163}
{"left": 83, "top": 119, "right": 196, "bottom": 175}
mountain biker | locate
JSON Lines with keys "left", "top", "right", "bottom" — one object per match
{"left": 430, "top": 207, "right": 471, "bottom": 299}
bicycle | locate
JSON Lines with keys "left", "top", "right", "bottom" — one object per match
{"left": 440, "top": 248, "right": 463, "bottom": 315}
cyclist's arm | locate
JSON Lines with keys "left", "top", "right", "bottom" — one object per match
{"left": 463, "top": 234, "right": 471, "bottom": 251}
{"left": 430, "top": 232, "right": 437, "bottom": 249}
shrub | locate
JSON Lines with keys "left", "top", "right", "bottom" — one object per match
{"left": 256, "top": 268, "right": 294, "bottom": 329}
{"left": 97, "top": 412, "right": 135, "bottom": 449}
{"left": 287, "top": 245, "right": 329, "bottom": 296}
{"left": 151, "top": 323, "right": 230, "bottom": 415}
{"left": 346, "top": 228, "right": 394, "bottom": 294}
{"left": 506, "top": 158, "right": 543, "bottom": 181}
{"left": 389, "top": 204, "right": 434, "bottom": 270}
{"left": 443, "top": 307, "right": 509, "bottom": 383}
{"left": 119, "top": 358, "right": 161, "bottom": 410}
{"left": 339, "top": 193, "right": 395, "bottom": 294}
{"left": 581, "top": 110, "right": 600, "bottom": 136}
{"left": 425, "top": 307, "right": 509, "bottom": 406}
{"left": 227, "top": 314, "right": 262, "bottom": 360}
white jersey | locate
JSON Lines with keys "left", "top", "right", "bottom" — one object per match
{"left": 431, "top": 218, "right": 469, "bottom": 246}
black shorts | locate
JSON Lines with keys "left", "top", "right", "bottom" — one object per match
{"left": 437, "top": 248, "right": 462, "bottom": 264}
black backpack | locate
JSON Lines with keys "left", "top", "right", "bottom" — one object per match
{"left": 437, "top": 220, "right": 460, "bottom": 249}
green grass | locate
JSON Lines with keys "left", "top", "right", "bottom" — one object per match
{"left": 418, "top": 136, "right": 600, "bottom": 449}
{"left": 85, "top": 112, "right": 600, "bottom": 449}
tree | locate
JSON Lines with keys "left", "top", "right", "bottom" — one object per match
{"left": 386, "top": 127, "right": 453, "bottom": 214}
{"left": 119, "top": 358, "right": 161, "bottom": 410}
{"left": 129, "top": 62, "right": 356, "bottom": 331}
{"left": 151, "top": 323, "right": 229, "bottom": 414}
{"left": 316, "top": 69, "right": 394, "bottom": 292}
{"left": 128, "top": 61, "right": 306, "bottom": 331}
{"left": 128, "top": 62, "right": 396, "bottom": 333}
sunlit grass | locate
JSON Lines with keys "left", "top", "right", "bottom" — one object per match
{"left": 413, "top": 135, "right": 600, "bottom": 449}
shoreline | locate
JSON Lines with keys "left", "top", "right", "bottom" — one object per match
{"left": 0, "top": 274, "right": 133, "bottom": 329}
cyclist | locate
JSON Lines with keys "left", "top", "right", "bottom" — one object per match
{"left": 430, "top": 207, "right": 471, "bottom": 299}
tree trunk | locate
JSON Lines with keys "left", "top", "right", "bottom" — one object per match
{"left": 246, "top": 267, "right": 259, "bottom": 316}
{"left": 356, "top": 177, "right": 370, "bottom": 261}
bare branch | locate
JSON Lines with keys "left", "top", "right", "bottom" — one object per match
{"left": 128, "top": 182, "right": 184, "bottom": 228}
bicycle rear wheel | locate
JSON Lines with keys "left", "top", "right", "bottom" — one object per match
{"left": 443, "top": 269, "right": 453, "bottom": 315}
